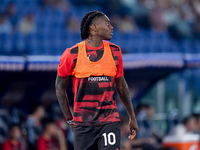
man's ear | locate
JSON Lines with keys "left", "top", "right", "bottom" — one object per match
{"left": 91, "top": 24, "right": 98, "bottom": 32}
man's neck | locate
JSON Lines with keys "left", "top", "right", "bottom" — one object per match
{"left": 10, "top": 139, "right": 19, "bottom": 145}
{"left": 30, "top": 115, "right": 39, "bottom": 122}
{"left": 43, "top": 132, "right": 52, "bottom": 140}
{"left": 85, "top": 36, "right": 103, "bottom": 48}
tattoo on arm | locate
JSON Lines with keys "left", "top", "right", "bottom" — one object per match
{"left": 55, "top": 74, "right": 73, "bottom": 119}
{"left": 116, "top": 76, "right": 135, "bottom": 118}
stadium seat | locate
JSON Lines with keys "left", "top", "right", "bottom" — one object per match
{"left": 0, "top": 33, "right": 13, "bottom": 55}
{"left": 0, "top": 0, "right": 199, "bottom": 56}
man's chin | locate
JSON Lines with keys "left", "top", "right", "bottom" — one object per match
{"left": 104, "top": 37, "right": 112, "bottom": 41}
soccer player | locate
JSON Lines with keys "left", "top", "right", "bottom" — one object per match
{"left": 55, "top": 11, "right": 139, "bottom": 150}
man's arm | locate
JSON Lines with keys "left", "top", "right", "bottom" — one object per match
{"left": 55, "top": 74, "right": 74, "bottom": 132}
{"left": 116, "top": 76, "right": 139, "bottom": 140}
{"left": 57, "top": 129, "right": 67, "bottom": 150}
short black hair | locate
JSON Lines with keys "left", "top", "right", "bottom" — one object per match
{"left": 192, "top": 113, "right": 200, "bottom": 121}
{"left": 28, "top": 102, "right": 43, "bottom": 114}
{"left": 9, "top": 123, "right": 20, "bottom": 131}
{"left": 41, "top": 118, "right": 55, "bottom": 130}
{"left": 80, "top": 11, "right": 105, "bottom": 40}
{"left": 182, "top": 115, "right": 195, "bottom": 125}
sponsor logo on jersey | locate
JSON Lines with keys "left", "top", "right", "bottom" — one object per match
{"left": 88, "top": 76, "right": 109, "bottom": 82}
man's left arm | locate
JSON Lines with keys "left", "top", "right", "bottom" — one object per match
{"left": 116, "top": 76, "right": 139, "bottom": 140}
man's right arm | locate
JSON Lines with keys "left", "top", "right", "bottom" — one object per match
{"left": 55, "top": 74, "right": 73, "bottom": 132}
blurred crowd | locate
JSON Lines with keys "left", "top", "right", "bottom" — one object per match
{"left": 1, "top": 101, "right": 200, "bottom": 150}
{"left": 1, "top": 0, "right": 200, "bottom": 40}
{"left": 111, "top": 0, "right": 200, "bottom": 40}
{"left": 0, "top": 0, "right": 74, "bottom": 35}
{"left": 0, "top": 102, "right": 74, "bottom": 150}
{"left": 120, "top": 104, "right": 200, "bottom": 150}
{"left": 0, "top": 0, "right": 200, "bottom": 55}
{"left": 1, "top": 0, "right": 200, "bottom": 150}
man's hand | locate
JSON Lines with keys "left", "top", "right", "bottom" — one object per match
{"left": 69, "top": 124, "right": 74, "bottom": 133}
{"left": 116, "top": 76, "right": 139, "bottom": 140}
{"left": 56, "top": 129, "right": 67, "bottom": 150}
{"left": 128, "top": 117, "right": 139, "bottom": 140}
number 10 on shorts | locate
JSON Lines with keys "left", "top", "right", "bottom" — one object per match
{"left": 102, "top": 132, "right": 116, "bottom": 146}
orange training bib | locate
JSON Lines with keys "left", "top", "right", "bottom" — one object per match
{"left": 72, "top": 40, "right": 117, "bottom": 78}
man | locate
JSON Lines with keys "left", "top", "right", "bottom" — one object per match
{"left": 55, "top": 11, "right": 139, "bottom": 150}
{"left": 36, "top": 118, "right": 67, "bottom": 150}
{"left": 2, "top": 124, "right": 25, "bottom": 150}
{"left": 25, "top": 102, "right": 45, "bottom": 150}
{"left": 192, "top": 113, "right": 200, "bottom": 134}
{"left": 169, "top": 115, "right": 198, "bottom": 136}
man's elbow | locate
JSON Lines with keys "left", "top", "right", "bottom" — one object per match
{"left": 55, "top": 84, "right": 62, "bottom": 95}
{"left": 116, "top": 85, "right": 124, "bottom": 96}
{"left": 55, "top": 80, "right": 62, "bottom": 96}
{"left": 55, "top": 75, "right": 68, "bottom": 96}
{"left": 55, "top": 76, "right": 63, "bottom": 92}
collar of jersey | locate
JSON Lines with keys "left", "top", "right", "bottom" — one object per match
{"left": 85, "top": 42, "right": 104, "bottom": 50}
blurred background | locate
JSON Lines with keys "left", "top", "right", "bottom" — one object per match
{"left": 1, "top": 0, "right": 200, "bottom": 150}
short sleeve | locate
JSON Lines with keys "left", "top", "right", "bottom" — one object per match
{"left": 57, "top": 49, "right": 74, "bottom": 77}
{"left": 115, "top": 47, "right": 124, "bottom": 78}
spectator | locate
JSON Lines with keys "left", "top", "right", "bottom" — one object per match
{"left": 118, "top": 15, "right": 138, "bottom": 33}
{"left": 17, "top": 13, "right": 36, "bottom": 35}
{"left": 120, "top": 104, "right": 164, "bottom": 150}
{"left": 120, "top": 116, "right": 133, "bottom": 150}
{"left": 137, "top": 104, "right": 161, "bottom": 139}
{"left": 42, "top": 0, "right": 70, "bottom": 12}
{"left": 0, "top": 13, "right": 12, "bottom": 34}
{"left": 131, "top": 0, "right": 151, "bottom": 29}
{"left": 0, "top": 114, "right": 9, "bottom": 145}
{"left": 4, "top": 2, "right": 17, "bottom": 26}
{"left": 149, "top": 1, "right": 168, "bottom": 32}
{"left": 168, "top": 115, "right": 199, "bottom": 136}
{"left": 189, "top": 0, "right": 200, "bottom": 38}
{"left": 135, "top": 104, "right": 163, "bottom": 150}
{"left": 66, "top": 16, "right": 80, "bottom": 34}
{"left": 192, "top": 113, "right": 200, "bottom": 134}
{"left": 166, "top": 109, "right": 180, "bottom": 134}
{"left": 55, "top": 113, "right": 68, "bottom": 138}
{"left": 110, "top": 14, "right": 122, "bottom": 30}
{"left": 36, "top": 118, "right": 67, "bottom": 150}
{"left": 24, "top": 103, "right": 45, "bottom": 150}
{"left": 54, "top": 0, "right": 71, "bottom": 12}
{"left": 5, "top": 3, "right": 16, "bottom": 17}
{"left": 1, "top": 86, "right": 24, "bottom": 110}
{"left": 40, "top": 86, "right": 57, "bottom": 108}
{"left": 2, "top": 124, "right": 26, "bottom": 150}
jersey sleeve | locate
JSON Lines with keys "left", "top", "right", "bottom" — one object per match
{"left": 57, "top": 48, "right": 74, "bottom": 77}
{"left": 115, "top": 47, "right": 124, "bottom": 78}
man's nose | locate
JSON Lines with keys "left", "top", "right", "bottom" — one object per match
{"left": 110, "top": 24, "right": 114, "bottom": 30}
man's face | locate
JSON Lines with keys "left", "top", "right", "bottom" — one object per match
{"left": 10, "top": 127, "right": 21, "bottom": 140}
{"left": 36, "top": 106, "right": 45, "bottom": 120}
{"left": 46, "top": 123, "right": 57, "bottom": 136}
{"left": 187, "top": 117, "right": 199, "bottom": 132}
{"left": 92, "top": 15, "right": 114, "bottom": 40}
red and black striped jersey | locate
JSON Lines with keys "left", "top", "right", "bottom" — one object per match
{"left": 58, "top": 41, "right": 123, "bottom": 126}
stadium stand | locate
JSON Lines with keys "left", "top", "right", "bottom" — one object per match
{"left": 0, "top": 0, "right": 200, "bottom": 55}
{"left": 1, "top": 1, "right": 200, "bottom": 150}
